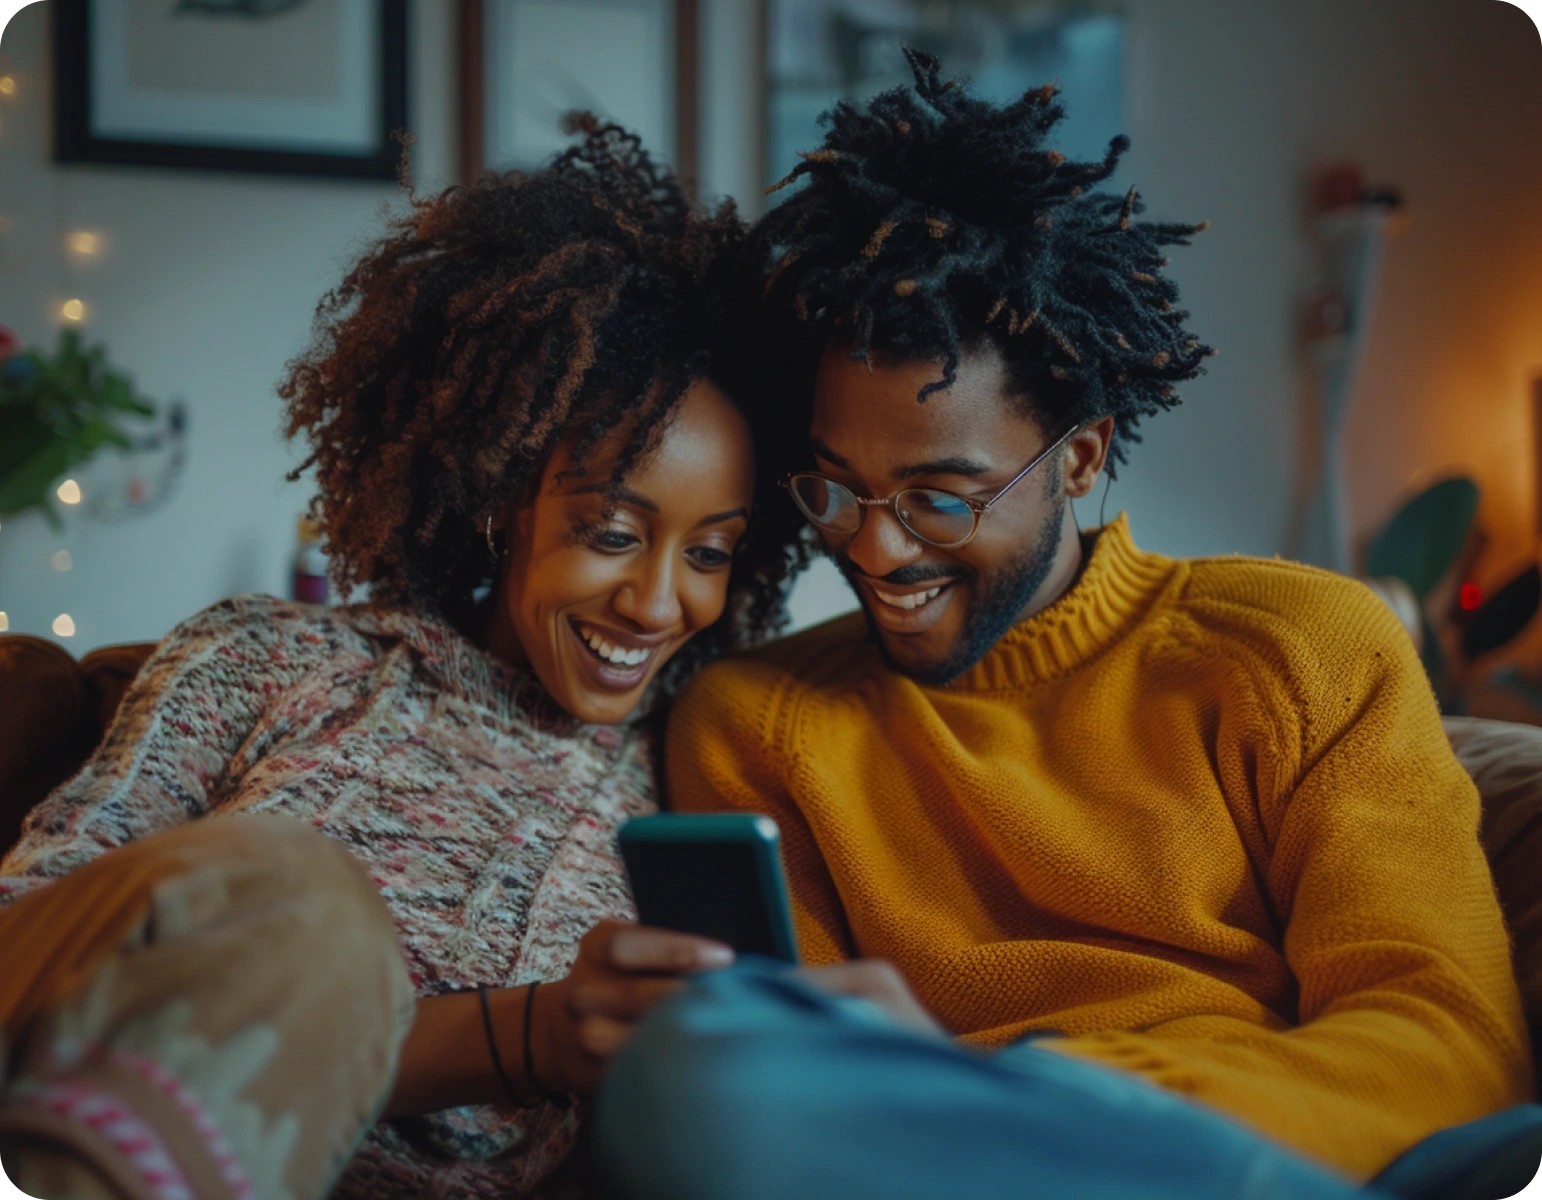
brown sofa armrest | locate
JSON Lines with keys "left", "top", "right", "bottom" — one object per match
{"left": 79, "top": 642, "right": 158, "bottom": 740}
{"left": 0, "top": 635, "right": 93, "bottom": 855}
{"left": 0, "top": 638, "right": 157, "bottom": 858}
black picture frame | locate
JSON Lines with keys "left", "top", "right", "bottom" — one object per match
{"left": 52, "top": 0, "right": 409, "bottom": 181}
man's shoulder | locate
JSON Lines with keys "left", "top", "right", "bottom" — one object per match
{"left": 1174, "top": 551, "right": 1408, "bottom": 662}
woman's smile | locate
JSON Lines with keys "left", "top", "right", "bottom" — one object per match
{"left": 567, "top": 618, "right": 672, "bottom": 690}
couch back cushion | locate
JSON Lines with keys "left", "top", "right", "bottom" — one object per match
{"left": 1445, "top": 716, "right": 1542, "bottom": 1078}
{"left": 0, "top": 638, "right": 156, "bottom": 857}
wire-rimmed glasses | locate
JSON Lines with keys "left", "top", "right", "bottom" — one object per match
{"left": 780, "top": 425, "right": 1080, "bottom": 549}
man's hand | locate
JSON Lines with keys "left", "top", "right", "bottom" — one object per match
{"left": 798, "top": 959, "right": 945, "bottom": 1038}
{"left": 531, "top": 919, "right": 734, "bottom": 1095}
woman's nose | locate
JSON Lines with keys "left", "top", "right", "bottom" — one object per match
{"left": 613, "top": 556, "right": 684, "bottom": 631}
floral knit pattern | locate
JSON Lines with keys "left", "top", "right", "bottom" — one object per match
{"left": 0, "top": 595, "right": 660, "bottom": 1197}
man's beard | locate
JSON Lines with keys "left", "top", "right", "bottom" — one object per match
{"left": 834, "top": 492, "right": 1067, "bottom": 687}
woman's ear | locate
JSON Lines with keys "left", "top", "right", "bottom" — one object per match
{"left": 1063, "top": 416, "right": 1115, "bottom": 500}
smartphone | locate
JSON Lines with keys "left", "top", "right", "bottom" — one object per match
{"left": 617, "top": 813, "right": 800, "bottom": 963}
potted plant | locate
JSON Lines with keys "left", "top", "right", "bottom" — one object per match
{"left": 0, "top": 327, "right": 159, "bottom": 530}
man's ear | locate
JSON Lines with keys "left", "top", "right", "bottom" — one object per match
{"left": 1062, "top": 416, "right": 1115, "bottom": 499}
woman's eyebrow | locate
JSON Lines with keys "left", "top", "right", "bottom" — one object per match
{"left": 695, "top": 507, "right": 749, "bottom": 528}
{"left": 567, "top": 483, "right": 659, "bottom": 513}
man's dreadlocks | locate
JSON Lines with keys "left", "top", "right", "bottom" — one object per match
{"left": 749, "top": 47, "right": 1214, "bottom": 475}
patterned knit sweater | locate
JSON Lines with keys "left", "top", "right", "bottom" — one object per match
{"left": 0, "top": 594, "right": 659, "bottom": 1198}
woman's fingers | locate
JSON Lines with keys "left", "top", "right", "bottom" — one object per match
{"left": 572, "top": 1013, "right": 637, "bottom": 1058}
{"left": 567, "top": 976, "right": 685, "bottom": 1022}
{"left": 604, "top": 924, "right": 734, "bottom": 973}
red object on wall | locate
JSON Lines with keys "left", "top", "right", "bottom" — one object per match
{"left": 1315, "top": 162, "right": 1366, "bottom": 213}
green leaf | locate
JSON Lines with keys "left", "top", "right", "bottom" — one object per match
{"left": 0, "top": 329, "right": 162, "bottom": 521}
{"left": 0, "top": 438, "right": 75, "bottom": 517}
{"left": 1364, "top": 477, "right": 1482, "bottom": 598}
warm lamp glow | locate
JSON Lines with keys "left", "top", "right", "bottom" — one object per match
{"left": 60, "top": 298, "right": 87, "bottom": 323}
{"left": 0, "top": 75, "right": 16, "bottom": 98}
{"left": 57, "top": 478, "right": 82, "bottom": 505}
{"left": 0, "top": 612, "right": 8, "bottom": 632}
{"left": 52, "top": 613, "right": 76, "bottom": 637}
{"left": 51, "top": 549, "right": 72, "bottom": 571}
{"left": 65, "top": 231, "right": 102, "bottom": 258}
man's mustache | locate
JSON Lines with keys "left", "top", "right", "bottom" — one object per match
{"left": 831, "top": 552, "right": 973, "bottom": 589}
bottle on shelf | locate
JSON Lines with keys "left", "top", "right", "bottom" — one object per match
{"left": 292, "top": 515, "right": 329, "bottom": 605}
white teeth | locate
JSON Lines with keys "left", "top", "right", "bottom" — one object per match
{"left": 578, "top": 624, "right": 652, "bottom": 668}
{"left": 873, "top": 586, "right": 944, "bottom": 611}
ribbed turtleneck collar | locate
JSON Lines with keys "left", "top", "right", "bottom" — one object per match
{"left": 946, "top": 514, "right": 1180, "bottom": 692}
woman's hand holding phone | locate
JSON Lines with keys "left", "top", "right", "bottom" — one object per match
{"left": 529, "top": 919, "right": 735, "bottom": 1095}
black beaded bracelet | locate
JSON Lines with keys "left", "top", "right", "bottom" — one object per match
{"left": 523, "top": 980, "right": 573, "bottom": 1110}
{"left": 477, "top": 985, "right": 532, "bottom": 1109}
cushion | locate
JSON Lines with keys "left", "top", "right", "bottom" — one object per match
{"left": 0, "top": 635, "right": 92, "bottom": 855}
{"left": 0, "top": 638, "right": 157, "bottom": 858}
{"left": 1445, "top": 716, "right": 1542, "bottom": 1079}
{"left": 79, "top": 643, "right": 157, "bottom": 740}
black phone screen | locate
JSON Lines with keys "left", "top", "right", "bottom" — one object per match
{"left": 622, "top": 840, "right": 787, "bottom": 960}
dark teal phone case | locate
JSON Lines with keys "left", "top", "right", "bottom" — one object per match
{"left": 617, "top": 813, "right": 800, "bottom": 963}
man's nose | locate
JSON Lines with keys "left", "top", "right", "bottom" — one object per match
{"left": 841, "top": 505, "right": 925, "bottom": 579}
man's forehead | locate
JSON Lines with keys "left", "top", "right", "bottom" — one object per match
{"left": 810, "top": 339, "right": 1043, "bottom": 451}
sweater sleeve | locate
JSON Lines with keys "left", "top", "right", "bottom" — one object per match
{"left": 665, "top": 659, "right": 856, "bottom": 966}
{"left": 0, "top": 596, "right": 327, "bottom": 905}
{"left": 1049, "top": 587, "right": 1534, "bottom": 1179}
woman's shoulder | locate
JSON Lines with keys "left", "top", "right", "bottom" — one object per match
{"left": 155, "top": 593, "right": 383, "bottom": 670}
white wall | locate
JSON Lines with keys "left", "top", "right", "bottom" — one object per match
{"left": 2, "top": 0, "right": 1540, "bottom": 652}
{"left": 0, "top": 0, "right": 457, "bottom": 649}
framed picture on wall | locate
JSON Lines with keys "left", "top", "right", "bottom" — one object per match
{"left": 765, "top": 0, "right": 1123, "bottom": 193}
{"left": 457, "top": 0, "right": 697, "bottom": 194}
{"left": 53, "top": 0, "right": 409, "bottom": 181}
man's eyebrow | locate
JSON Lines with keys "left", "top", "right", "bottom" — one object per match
{"left": 566, "top": 483, "right": 659, "bottom": 514}
{"left": 891, "top": 456, "right": 991, "bottom": 480}
{"left": 809, "top": 438, "right": 849, "bottom": 469}
{"left": 811, "top": 439, "right": 991, "bottom": 481}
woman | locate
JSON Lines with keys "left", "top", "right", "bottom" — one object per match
{"left": 0, "top": 119, "right": 805, "bottom": 1199}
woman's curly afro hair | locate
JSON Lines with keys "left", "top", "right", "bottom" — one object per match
{"left": 750, "top": 48, "right": 1215, "bottom": 475}
{"left": 281, "top": 117, "right": 806, "bottom": 687}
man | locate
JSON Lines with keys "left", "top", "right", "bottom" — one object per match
{"left": 593, "top": 51, "right": 1536, "bottom": 1199}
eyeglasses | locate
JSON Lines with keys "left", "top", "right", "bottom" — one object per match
{"left": 780, "top": 425, "right": 1081, "bottom": 549}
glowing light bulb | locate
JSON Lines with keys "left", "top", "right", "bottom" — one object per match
{"left": 51, "top": 549, "right": 72, "bottom": 571}
{"left": 53, "top": 613, "right": 76, "bottom": 637}
{"left": 60, "top": 298, "right": 87, "bottom": 323}
{"left": 65, "top": 231, "right": 102, "bottom": 258}
{"left": 57, "top": 478, "right": 82, "bottom": 505}
{"left": 0, "top": 612, "right": 8, "bottom": 632}
{"left": 0, "top": 75, "right": 16, "bottom": 97}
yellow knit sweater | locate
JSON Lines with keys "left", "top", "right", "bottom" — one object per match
{"left": 666, "top": 516, "right": 1534, "bottom": 1180}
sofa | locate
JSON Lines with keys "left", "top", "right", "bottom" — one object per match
{"left": 1, "top": 632, "right": 1539, "bottom": 1087}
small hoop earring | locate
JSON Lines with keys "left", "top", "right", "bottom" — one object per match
{"left": 485, "top": 514, "right": 498, "bottom": 558}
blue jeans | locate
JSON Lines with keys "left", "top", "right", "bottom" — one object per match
{"left": 593, "top": 963, "right": 1366, "bottom": 1200}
